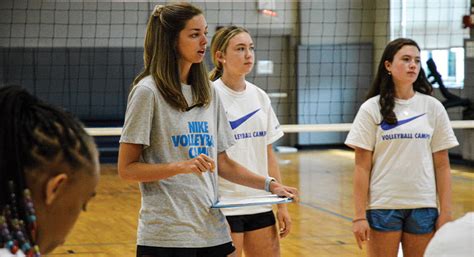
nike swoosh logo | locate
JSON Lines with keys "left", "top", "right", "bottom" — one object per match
{"left": 229, "top": 109, "right": 260, "bottom": 130}
{"left": 380, "top": 113, "right": 426, "bottom": 131}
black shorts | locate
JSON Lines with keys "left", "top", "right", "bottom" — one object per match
{"left": 136, "top": 242, "right": 235, "bottom": 257}
{"left": 226, "top": 211, "right": 276, "bottom": 233}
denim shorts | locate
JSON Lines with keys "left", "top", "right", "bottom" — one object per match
{"left": 366, "top": 208, "right": 438, "bottom": 234}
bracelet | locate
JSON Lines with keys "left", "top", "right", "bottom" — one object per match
{"left": 265, "top": 176, "right": 276, "bottom": 192}
{"left": 352, "top": 218, "right": 367, "bottom": 223}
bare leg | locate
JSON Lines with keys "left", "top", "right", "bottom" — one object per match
{"left": 367, "top": 229, "right": 402, "bottom": 257}
{"left": 401, "top": 232, "right": 434, "bottom": 257}
{"left": 242, "top": 225, "right": 280, "bottom": 257}
{"left": 230, "top": 232, "right": 244, "bottom": 257}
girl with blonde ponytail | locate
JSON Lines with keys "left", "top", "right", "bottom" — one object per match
{"left": 210, "top": 26, "right": 291, "bottom": 257}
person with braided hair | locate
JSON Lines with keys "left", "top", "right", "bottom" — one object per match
{"left": 117, "top": 2, "right": 297, "bottom": 257}
{"left": 0, "top": 85, "right": 100, "bottom": 257}
{"left": 345, "top": 38, "right": 458, "bottom": 257}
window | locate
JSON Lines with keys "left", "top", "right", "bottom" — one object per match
{"left": 421, "top": 48, "right": 464, "bottom": 89}
{"left": 390, "top": 0, "right": 470, "bottom": 89}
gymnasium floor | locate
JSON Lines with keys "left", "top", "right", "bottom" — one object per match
{"left": 49, "top": 148, "right": 474, "bottom": 257}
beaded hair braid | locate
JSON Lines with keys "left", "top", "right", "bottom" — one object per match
{"left": 0, "top": 85, "right": 96, "bottom": 256}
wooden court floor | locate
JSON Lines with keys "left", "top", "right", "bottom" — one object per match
{"left": 48, "top": 149, "right": 474, "bottom": 257}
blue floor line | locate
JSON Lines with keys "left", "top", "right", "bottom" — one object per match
{"left": 452, "top": 174, "right": 474, "bottom": 183}
{"left": 299, "top": 202, "right": 352, "bottom": 221}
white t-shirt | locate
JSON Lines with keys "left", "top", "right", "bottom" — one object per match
{"left": 0, "top": 249, "right": 25, "bottom": 257}
{"left": 424, "top": 212, "right": 474, "bottom": 257}
{"left": 345, "top": 92, "right": 458, "bottom": 209}
{"left": 214, "top": 78, "right": 284, "bottom": 216}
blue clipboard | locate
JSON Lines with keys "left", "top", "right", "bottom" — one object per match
{"left": 211, "top": 194, "right": 293, "bottom": 209}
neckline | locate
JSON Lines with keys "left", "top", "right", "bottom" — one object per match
{"left": 395, "top": 91, "right": 418, "bottom": 105}
{"left": 217, "top": 78, "right": 248, "bottom": 97}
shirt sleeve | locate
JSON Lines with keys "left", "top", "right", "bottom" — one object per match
{"left": 119, "top": 85, "right": 155, "bottom": 148}
{"left": 214, "top": 89, "right": 236, "bottom": 153}
{"left": 265, "top": 98, "right": 284, "bottom": 145}
{"left": 431, "top": 104, "right": 459, "bottom": 153}
{"left": 345, "top": 102, "right": 378, "bottom": 151}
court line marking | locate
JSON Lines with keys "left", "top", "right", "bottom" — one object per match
{"left": 299, "top": 202, "right": 352, "bottom": 221}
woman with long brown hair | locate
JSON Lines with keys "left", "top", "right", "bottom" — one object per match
{"left": 117, "top": 3, "right": 297, "bottom": 257}
{"left": 346, "top": 38, "right": 458, "bottom": 257}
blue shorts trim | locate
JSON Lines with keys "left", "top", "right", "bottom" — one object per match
{"left": 366, "top": 208, "right": 438, "bottom": 234}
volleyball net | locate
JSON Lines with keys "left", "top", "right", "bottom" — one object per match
{"left": 1, "top": 0, "right": 473, "bottom": 159}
